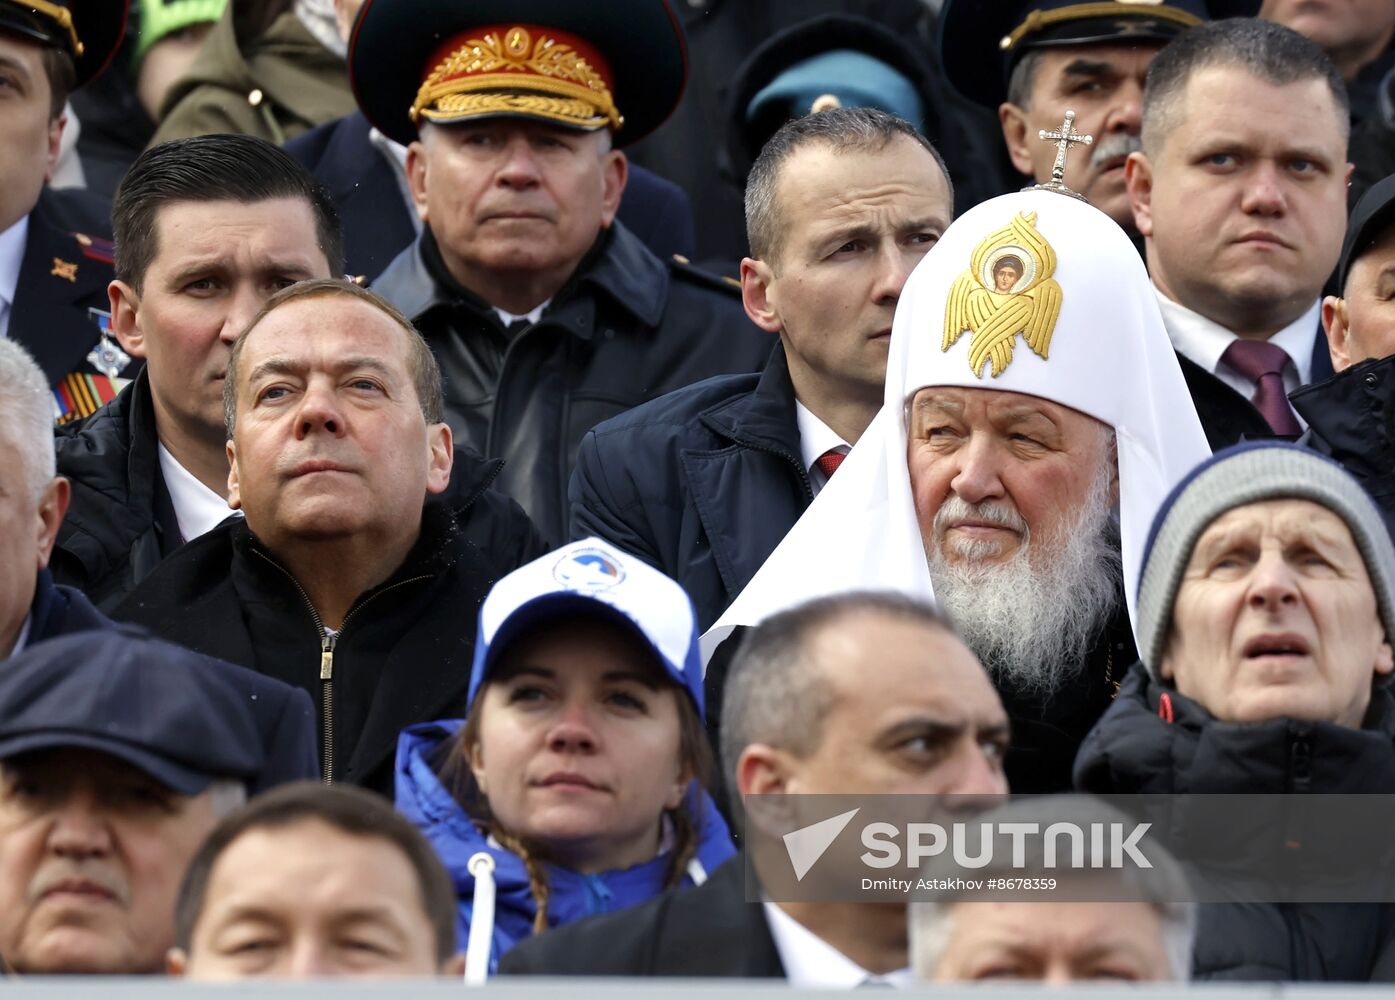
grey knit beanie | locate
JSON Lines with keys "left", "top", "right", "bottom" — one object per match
{"left": 1137, "top": 443, "right": 1395, "bottom": 679}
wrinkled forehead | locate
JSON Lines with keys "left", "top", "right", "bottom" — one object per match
{"left": 237, "top": 298, "right": 413, "bottom": 383}
{"left": 1190, "top": 498, "right": 1358, "bottom": 555}
{"left": 907, "top": 384, "right": 1109, "bottom": 436}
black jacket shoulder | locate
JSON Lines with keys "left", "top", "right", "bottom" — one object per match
{"left": 499, "top": 857, "right": 784, "bottom": 977}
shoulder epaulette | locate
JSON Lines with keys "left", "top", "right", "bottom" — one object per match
{"left": 667, "top": 254, "right": 742, "bottom": 297}
{"left": 72, "top": 232, "right": 114, "bottom": 265}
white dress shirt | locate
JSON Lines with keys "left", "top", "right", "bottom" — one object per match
{"left": 795, "top": 400, "right": 851, "bottom": 499}
{"left": 763, "top": 901, "right": 913, "bottom": 988}
{"left": 0, "top": 214, "right": 31, "bottom": 340}
{"left": 5, "top": 615, "right": 32, "bottom": 660}
{"left": 157, "top": 444, "right": 242, "bottom": 544}
{"left": 1154, "top": 288, "right": 1317, "bottom": 429}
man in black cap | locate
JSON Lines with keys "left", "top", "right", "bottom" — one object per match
{"left": 0, "top": 628, "right": 317, "bottom": 975}
{"left": 938, "top": 0, "right": 1254, "bottom": 235}
{"left": 0, "top": 0, "right": 132, "bottom": 421}
{"left": 1290, "top": 172, "right": 1395, "bottom": 532}
{"left": 356, "top": 0, "right": 772, "bottom": 543}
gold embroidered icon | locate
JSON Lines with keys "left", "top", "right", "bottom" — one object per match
{"left": 50, "top": 258, "right": 78, "bottom": 282}
{"left": 943, "top": 211, "right": 1063, "bottom": 378}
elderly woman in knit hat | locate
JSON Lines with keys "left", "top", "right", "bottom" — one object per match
{"left": 1075, "top": 441, "right": 1395, "bottom": 982}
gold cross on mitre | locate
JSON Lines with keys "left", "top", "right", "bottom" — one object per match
{"left": 1034, "top": 110, "right": 1093, "bottom": 201}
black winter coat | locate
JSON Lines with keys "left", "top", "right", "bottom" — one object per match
{"left": 568, "top": 344, "right": 806, "bottom": 631}
{"left": 1076, "top": 663, "right": 1395, "bottom": 981}
{"left": 113, "top": 456, "right": 547, "bottom": 795}
{"left": 1291, "top": 355, "right": 1395, "bottom": 539}
{"left": 372, "top": 223, "right": 771, "bottom": 543}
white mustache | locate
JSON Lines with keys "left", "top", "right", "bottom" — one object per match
{"left": 1089, "top": 132, "right": 1142, "bottom": 170}
{"left": 28, "top": 862, "right": 130, "bottom": 908}
{"left": 933, "top": 495, "right": 1028, "bottom": 536}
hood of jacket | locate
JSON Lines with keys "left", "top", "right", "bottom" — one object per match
{"left": 394, "top": 720, "right": 735, "bottom": 969}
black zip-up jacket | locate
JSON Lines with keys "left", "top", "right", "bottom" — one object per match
{"left": 371, "top": 222, "right": 771, "bottom": 544}
{"left": 1076, "top": 664, "right": 1395, "bottom": 981}
{"left": 112, "top": 455, "right": 546, "bottom": 795}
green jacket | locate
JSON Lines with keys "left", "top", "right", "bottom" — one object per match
{"left": 150, "top": 4, "right": 356, "bottom": 146}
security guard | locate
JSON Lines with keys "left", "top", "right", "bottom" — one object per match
{"left": 357, "top": 0, "right": 773, "bottom": 543}
{"left": 936, "top": 0, "right": 1255, "bottom": 234}
{"left": 0, "top": 0, "right": 130, "bottom": 423}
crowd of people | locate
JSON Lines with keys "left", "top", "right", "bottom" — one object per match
{"left": 4, "top": 0, "right": 1395, "bottom": 986}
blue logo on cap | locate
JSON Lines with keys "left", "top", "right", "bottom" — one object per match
{"left": 553, "top": 549, "right": 626, "bottom": 591}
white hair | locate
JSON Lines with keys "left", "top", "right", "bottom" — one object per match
{"left": 206, "top": 778, "right": 248, "bottom": 817}
{"left": 0, "top": 340, "right": 55, "bottom": 503}
{"left": 926, "top": 433, "right": 1121, "bottom": 698}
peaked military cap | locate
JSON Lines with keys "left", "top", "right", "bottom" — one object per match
{"left": 349, "top": 0, "right": 688, "bottom": 148}
{"left": 938, "top": 0, "right": 1258, "bottom": 109}
{"left": 0, "top": 0, "right": 129, "bottom": 86}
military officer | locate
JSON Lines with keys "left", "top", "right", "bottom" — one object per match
{"left": 0, "top": 0, "right": 130, "bottom": 423}
{"left": 358, "top": 0, "right": 773, "bottom": 543}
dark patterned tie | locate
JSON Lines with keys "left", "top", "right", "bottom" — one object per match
{"left": 1220, "top": 339, "right": 1303, "bottom": 436}
{"left": 815, "top": 448, "right": 846, "bottom": 479}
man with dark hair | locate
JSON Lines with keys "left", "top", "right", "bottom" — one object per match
{"left": 569, "top": 107, "right": 954, "bottom": 628}
{"left": 356, "top": 0, "right": 772, "bottom": 543}
{"left": 117, "top": 279, "right": 544, "bottom": 795}
{"left": 50, "top": 134, "right": 340, "bottom": 611}
{"left": 1125, "top": 17, "right": 1351, "bottom": 448}
{"left": 168, "top": 782, "right": 463, "bottom": 978}
{"left": 501, "top": 590, "right": 1008, "bottom": 981}
{"left": 936, "top": 0, "right": 1254, "bottom": 235}
{"left": 0, "top": 1, "right": 130, "bottom": 412}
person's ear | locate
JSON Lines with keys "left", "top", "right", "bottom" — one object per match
{"left": 424, "top": 423, "right": 453, "bottom": 496}
{"left": 736, "top": 743, "right": 795, "bottom": 798}
{"left": 741, "top": 258, "right": 782, "bottom": 335}
{"left": 166, "top": 947, "right": 188, "bottom": 976}
{"left": 467, "top": 729, "right": 487, "bottom": 796}
{"left": 226, "top": 440, "right": 242, "bottom": 511}
{"left": 1324, "top": 295, "right": 1354, "bottom": 371}
{"left": 406, "top": 139, "right": 430, "bottom": 224}
{"left": 1125, "top": 151, "right": 1155, "bottom": 238}
{"left": 1375, "top": 638, "right": 1393, "bottom": 678}
{"left": 34, "top": 477, "right": 70, "bottom": 571}
{"left": 998, "top": 102, "right": 1034, "bottom": 177}
{"left": 44, "top": 112, "right": 65, "bottom": 183}
{"left": 599, "top": 149, "right": 627, "bottom": 228}
{"left": 109, "top": 280, "right": 145, "bottom": 358}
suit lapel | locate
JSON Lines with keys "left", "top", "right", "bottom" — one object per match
{"left": 652, "top": 857, "right": 786, "bottom": 977}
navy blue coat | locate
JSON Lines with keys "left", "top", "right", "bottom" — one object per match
{"left": 284, "top": 110, "right": 697, "bottom": 283}
{"left": 568, "top": 344, "right": 807, "bottom": 632}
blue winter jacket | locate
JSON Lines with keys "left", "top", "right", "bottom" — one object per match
{"left": 395, "top": 720, "right": 736, "bottom": 972}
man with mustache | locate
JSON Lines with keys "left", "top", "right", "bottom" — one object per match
{"left": 1125, "top": 19, "right": 1351, "bottom": 448}
{"left": 115, "top": 279, "right": 545, "bottom": 795}
{"left": 357, "top": 0, "right": 772, "bottom": 543}
{"left": 0, "top": 629, "right": 310, "bottom": 975}
{"left": 937, "top": 0, "right": 1254, "bottom": 236}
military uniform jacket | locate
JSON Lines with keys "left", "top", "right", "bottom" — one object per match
{"left": 284, "top": 110, "right": 698, "bottom": 283}
{"left": 11, "top": 187, "right": 121, "bottom": 420}
{"left": 568, "top": 343, "right": 808, "bottom": 630}
{"left": 372, "top": 222, "right": 772, "bottom": 543}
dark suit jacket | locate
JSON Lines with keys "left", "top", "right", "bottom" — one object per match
{"left": 569, "top": 344, "right": 807, "bottom": 631}
{"left": 499, "top": 856, "right": 785, "bottom": 977}
{"left": 284, "top": 111, "right": 698, "bottom": 282}
{"left": 1176, "top": 322, "right": 1334, "bottom": 451}
{"left": 11, "top": 188, "right": 121, "bottom": 408}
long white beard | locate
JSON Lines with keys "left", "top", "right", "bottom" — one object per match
{"left": 926, "top": 464, "right": 1122, "bottom": 700}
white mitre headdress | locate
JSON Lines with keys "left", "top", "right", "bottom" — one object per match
{"left": 704, "top": 189, "right": 1210, "bottom": 659}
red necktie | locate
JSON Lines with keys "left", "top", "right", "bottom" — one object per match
{"left": 815, "top": 448, "right": 846, "bottom": 479}
{"left": 1220, "top": 339, "right": 1303, "bottom": 437}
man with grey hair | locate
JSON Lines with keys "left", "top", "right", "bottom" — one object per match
{"left": 569, "top": 107, "right": 955, "bottom": 629}
{"left": 356, "top": 0, "right": 770, "bottom": 544}
{"left": 1125, "top": 17, "right": 1352, "bottom": 448}
{"left": 0, "top": 338, "right": 101, "bottom": 659}
{"left": 116, "top": 279, "right": 544, "bottom": 795}
{"left": 911, "top": 796, "right": 1196, "bottom": 984}
{"left": 501, "top": 590, "right": 1009, "bottom": 982}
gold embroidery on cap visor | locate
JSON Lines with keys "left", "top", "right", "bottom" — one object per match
{"left": 998, "top": 2, "right": 1198, "bottom": 51}
{"left": 20, "top": 0, "right": 84, "bottom": 57}
{"left": 411, "top": 26, "right": 622, "bottom": 132}
{"left": 943, "top": 211, "right": 1063, "bottom": 378}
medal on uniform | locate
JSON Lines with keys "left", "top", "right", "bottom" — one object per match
{"left": 85, "top": 307, "right": 131, "bottom": 379}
